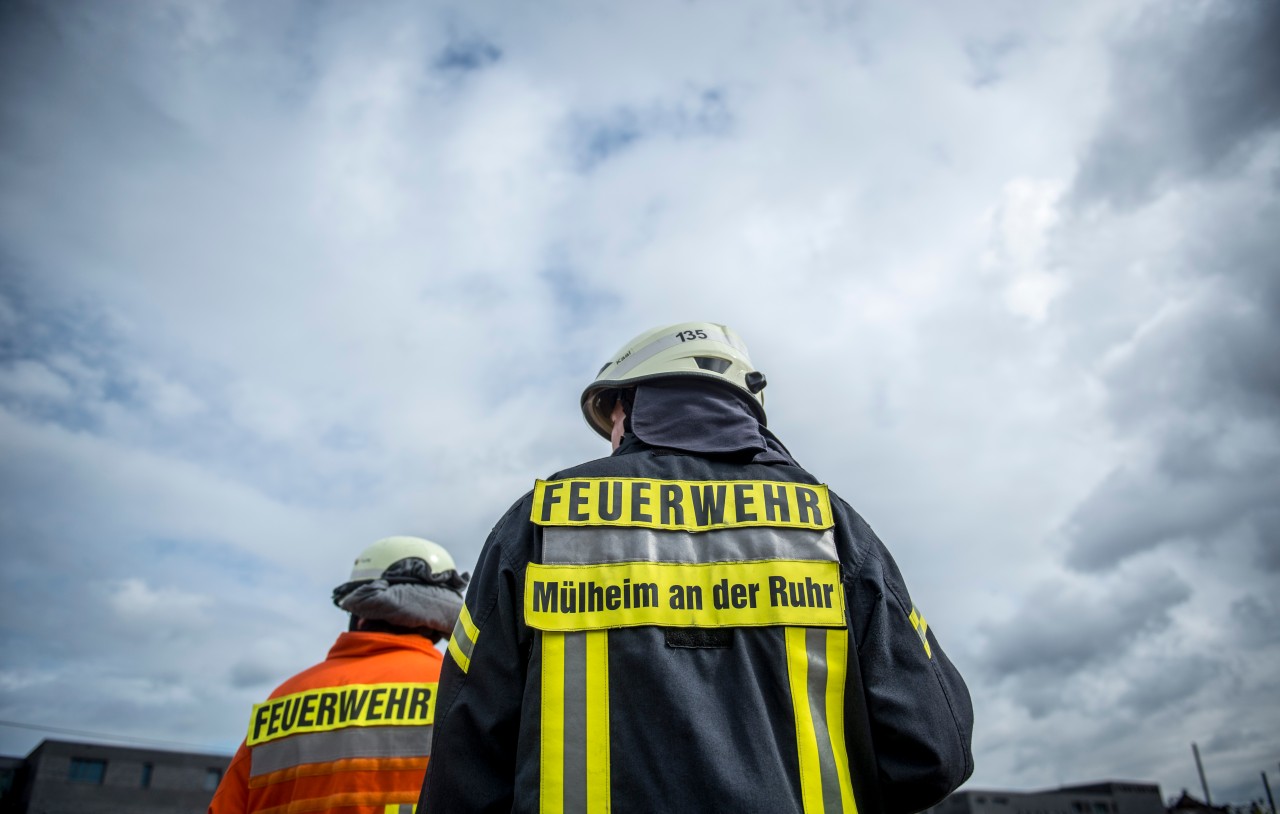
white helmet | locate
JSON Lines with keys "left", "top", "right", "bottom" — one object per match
{"left": 348, "top": 536, "right": 457, "bottom": 582}
{"left": 581, "top": 321, "right": 767, "bottom": 439}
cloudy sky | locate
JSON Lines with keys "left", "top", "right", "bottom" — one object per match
{"left": 2, "top": 0, "right": 1277, "bottom": 805}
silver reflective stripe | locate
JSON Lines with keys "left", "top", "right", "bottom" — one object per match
{"left": 561, "top": 632, "right": 588, "bottom": 813}
{"left": 608, "top": 326, "right": 737, "bottom": 379}
{"left": 806, "top": 628, "right": 843, "bottom": 813}
{"left": 543, "top": 526, "right": 837, "bottom": 565}
{"left": 450, "top": 616, "right": 475, "bottom": 662}
{"left": 249, "top": 724, "right": 432, "bottom": 778}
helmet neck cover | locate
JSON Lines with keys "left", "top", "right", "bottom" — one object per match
{"left": 581, "top": 322, "right": 766, "bottom": 439}
{"left": 624, "top": 381, "right": 797, "bottom": 466}
{"left": 332, "top": 557, "right": 469, "bottom": 635}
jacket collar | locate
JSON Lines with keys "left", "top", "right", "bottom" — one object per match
{"left": 327, "top": 630, "right": 445, "bottom": 662}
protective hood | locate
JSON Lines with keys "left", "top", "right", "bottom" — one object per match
{"left": 336, "top": 581, "right": 465, "bottom": 634}
{"left": 627, "top": 381, "right": 798, "bottom": 466}
{"left": 332, "top": 557, "right": 469, "bottom": 634}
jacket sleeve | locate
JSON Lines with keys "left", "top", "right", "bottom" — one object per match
{"left": 207, "top": 742, "right": 249, "bottom": 814}
{"left": 419, "top": 498, "right": 532, "bottom": 813}
{"left": 841, "top": 505, "right": 975, "bottom": 814}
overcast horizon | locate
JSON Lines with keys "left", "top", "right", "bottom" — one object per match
{"left": 2, "top": 0, "right": 1278, "bottom": 807}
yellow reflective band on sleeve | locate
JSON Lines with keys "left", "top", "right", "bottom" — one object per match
{"left": 246, "top": 683, "right": 437, "bottom": 746}
{"left": 540, "top": 631, "right": 611, "bottom": 814}
{"left": 786, "top": 628, "right": 856, "bottom": 814}
{"left": 531, "top": 478, "right": 834, "bottom": 532}
{"left": 524, "top": 560, "right": 845, "bottom": 632}
{"left": 908, "top": 606, "right": 932, "bottom": 659}
{"left": 448, "top": 604, "right": 480, "bottom": 673}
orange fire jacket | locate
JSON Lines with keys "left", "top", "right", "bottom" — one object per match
{"left": 210, "top": 631, "right": 443, "bottom": 814}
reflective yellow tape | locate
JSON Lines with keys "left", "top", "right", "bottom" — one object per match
{"left": 525, "top": 560, "right": 846, "bottom": 632}
{"left": 788, "top": 629, "right": 857, "bottom": 813}
{"left": 825, "top": 630, "right": 857, "bottom": 814}
{"left": 787, "top": 628, "right": 824, "bottom": 813}
{"left": 540, "top": 631, "right": 612, "bottom": 813}
{"left": 531, "top": 478, "right": 834, "bottom": 532}
{"left": 448, "top": 604, "right": 480, "bottom": 673}
{"left": 540, "top": 633, "right": 566, "bottom": 814}
{"left": 908, "top": 606, "right": 932, "bottom": 659}
{"left": 457, "top": 603, "right": 480, "bottom": 642}
{"left": 247, "top": 683, "right": 436, "bottom": 746}
{"left": 584, "top": 631, "right": 610, "bottom": 814}
{"left": 447, "top": 635, "right": 470, "bottom": 674}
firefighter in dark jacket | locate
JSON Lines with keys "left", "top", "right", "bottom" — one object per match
{"left": 421, "top": 322, "right": 974, "bottom": 814}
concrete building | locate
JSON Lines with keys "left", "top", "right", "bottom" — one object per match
{"left": 0, "top": 739, "right": 231, "bottom": 814}
{"left": 925, "top": 781, "right": 1167, "bottom": 814}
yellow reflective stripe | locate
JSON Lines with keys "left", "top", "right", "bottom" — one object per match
{"left": 541, "top": 633, "right": 566, "bottom": 814}
{"left": 246, "top": 683, "right": 436, "bottom": 746}
{"left": 540, "top": 631, "right": 612, "bottom": 813}
{"left": 447, "top": 636, "right": 470, "bottom": 673}
{"left": 384, "top": 805, "right": 416, "bottom": 814}
{"left": 825, "top": 630, "right": 857, "bottom": 814}
{"left": 908, "top": 606, "right": 932, "bottom": 659}
{"left": 787, "top": 628, "right": 824, "bottom": 813}
{"left": 787, "top": 629, "right": 855, "bottom": 813}
{"left": 457, "top": 603, "right": 480, "bottom": 642}
{"left": 584, "top": 631, "right": 610, "bottom": 814}
{"left": 531, "top": 478, "right": 834, "bottom": 532}
{"left": 448, "top": 604, "right": 480, "bottom": 673}
{"left": 525, "top": 560, "right": 845, "bottom": 632}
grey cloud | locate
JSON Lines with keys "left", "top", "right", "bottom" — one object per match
{"left": 1204, "top": 728, "right": 1271, "bottom": 754}
{"left": 1104, "top": 304, "right": 1280, "bottom": 431}
{"left": 1071, "top": 0, "right": 1280, "bottom": 210}
{"left": 1115, "top": 655, "right": 1222, "bottom": 717}
{"left": 964, "top": 34, "right": 1023, "bottom": 88}
{"left": 434, "top": 38, "right": 502, "bottom": 73}
{"left": 1229, "top": 594, "right": 1280, "bottom": 647}
{"left": 229, "top": 660, "right": 287, "bottom": 690}
{"left": 1063, "top": 456, "right": 1280, "bottom": 572}
{"left": 0, "top": 1, "right": 192, "bottom": 173}
{"left": 1247, "top": 509, "right": 1280, "bottom": 572}
{"left": 978, "top": 574, "right": 1190, "bottom": 679}
{"left": 1060, "top": 134, "right": 1280, "bottom": 573}
{"left": 574, "top": 110, "right": 644, "bottom": 171}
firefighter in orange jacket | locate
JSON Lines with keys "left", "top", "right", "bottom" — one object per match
{"left": 210, "top": 536, "right": 469, "bottom": 814}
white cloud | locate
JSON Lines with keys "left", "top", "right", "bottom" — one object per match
{"left": 982, "top": 178, "right": 1067, "bottom": 321}
{"left": 107, "top": 578, "right": 212, "bottom": 624}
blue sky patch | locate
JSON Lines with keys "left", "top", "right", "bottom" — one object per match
{"left": 434, "top": 38, "right": 502, "bottom": 73}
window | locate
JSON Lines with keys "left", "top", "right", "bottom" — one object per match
{"left": 141, "top": 763, "right": 153, "bottom": 789}
{"left": 204, "top": 768, "right": 222, "bottom": 791}
{"left": 68, "top": 758, "right": 106, "bottom": 784}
